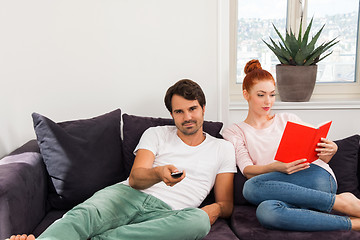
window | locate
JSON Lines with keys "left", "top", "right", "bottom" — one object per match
{"left": 307, "top": 0, "right": 358, "bottom": 83}
{"left": 236, "top": 0, "right": 286, "bottom": 83}
{"left": 230, "top": 0, "right": 360, "bottom": 101}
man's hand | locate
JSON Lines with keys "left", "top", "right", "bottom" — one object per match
{"left": 157, "top": 165, "right": 186, "bottom": 187}
{"left": 316, "top": 138, "right": 338, "bottom": 163}
{"left": 201, "top": 203, "right": 221, "bottom": 225}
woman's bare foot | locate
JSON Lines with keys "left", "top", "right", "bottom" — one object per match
{"left": 350, "top": 217, "right": 360, "bottom": 231}
{"left": 6, "top": 234, "right": 35, "bottom": 240}
{"left": 333, "top": 192, "right": 360, "bottom": 218}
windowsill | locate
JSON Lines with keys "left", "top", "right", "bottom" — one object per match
{"left": 229, "top": 99, "right": 360, "bottom": 110}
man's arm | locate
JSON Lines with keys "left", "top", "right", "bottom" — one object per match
{"left": 129, "top": 149, "right": 185, "bottom": 190}
{"left": 201, "top": 172, "right": 234, "bottom": 225}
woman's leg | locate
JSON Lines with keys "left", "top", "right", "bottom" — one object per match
{"left": 256, "top": 200, "right": 351, "bottom": 231}
{"left": 243, "top": 164, "right": 358, "bottom": 231}
{"left": 243, "top": 164, "right": 336, "bottom": 212}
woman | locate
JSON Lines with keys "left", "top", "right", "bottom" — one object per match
{"left": 223, "top": 59, "right": 360, "bottom": 231}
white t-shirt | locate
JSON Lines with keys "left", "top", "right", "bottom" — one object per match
{"left": 222, "top": 112, "right": 335, "bottom": 180}
{"left": 123, "top": 126, "right": 236, "bottom": 210}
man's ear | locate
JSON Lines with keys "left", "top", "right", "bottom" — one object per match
{"left": 243, "top": 90, "right": 249, "bottom": 101}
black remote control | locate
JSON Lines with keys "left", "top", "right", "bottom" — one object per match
{"left": 171, "top": 171, "right": 183, "bottom": 178}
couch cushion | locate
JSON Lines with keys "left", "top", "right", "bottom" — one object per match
{"left": 329, "top": 134, "right": 360, "bottom": 198}
{"left": 203, "top": 218, "right": 239, "bottom": 240}
{"left": 231, "top": 205, "right": 360, "bottom": 240}
{"left": 32, "top": 109, "right": 123, "bottom": 209}
{"left": 33, "top": 210, "right": 67, "bottom": 237}
{"left": 122, "top": 113, "right": 223, "bottom": 176}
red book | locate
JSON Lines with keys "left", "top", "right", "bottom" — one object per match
{"left": 274, "top": 120, "right": 332, "bottom": 163}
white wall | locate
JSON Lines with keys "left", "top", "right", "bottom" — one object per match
{"left": 0, "top": 0, "right": 221, "bottom": 157}
{"left": 0, "top": 1, "right": 359, "bottom": 158}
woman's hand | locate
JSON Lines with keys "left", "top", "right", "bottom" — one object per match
{"left": 316, "top": 138, "right": 338, "bottom": 163}
{"left": 272, "top": 159, "right": 310, "bottom": 175}
{"left": 243, "top": 159, "right": 310, "bottom": 178}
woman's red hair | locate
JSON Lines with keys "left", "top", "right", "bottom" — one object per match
{"left": 242, "top": 59, "right": 275, "bottom": 91}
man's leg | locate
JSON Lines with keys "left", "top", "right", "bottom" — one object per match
{"left": 38, "top": 184, "right": 148, "bottom": 240}
{"left": 92, "top": 207, "right": 211, "bottom": 240}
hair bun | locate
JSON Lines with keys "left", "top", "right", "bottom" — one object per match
{"left": 244, "top": 59, "right": 262, "bottom": 75}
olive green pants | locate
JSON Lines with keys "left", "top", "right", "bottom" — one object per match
{"left": 38, "top": 184, "right": 211, "bottom": 240}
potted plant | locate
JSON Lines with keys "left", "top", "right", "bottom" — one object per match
{"left": 263, "top": 17, "right": 339, "bottom": 102}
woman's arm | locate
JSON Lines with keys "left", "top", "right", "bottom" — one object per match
{"left": 243, "top": 159, "right": 310, "bottom": 179}
{"left": 243, "top": 138, "right": 336, "bottom": 179}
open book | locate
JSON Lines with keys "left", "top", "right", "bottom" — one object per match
{"left": 274, "top": 120, "right": 332, "bottom": 163}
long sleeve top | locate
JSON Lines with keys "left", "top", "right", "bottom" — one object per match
{"left": 222, "top": 112, "right": 335, "bottom": 180}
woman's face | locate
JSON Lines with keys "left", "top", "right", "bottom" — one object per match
{"left": 244, "top": 80, "right": 276, "bottom": 116}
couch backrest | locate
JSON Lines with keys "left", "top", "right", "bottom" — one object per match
{"left": 7, "top": 120, "right": 360, "bottom": 209}
{"left": 8, "top": 140, "right": 40, "bottom": 156}
{"left": 4, "top": 112, "right": 225, "bottom": 210}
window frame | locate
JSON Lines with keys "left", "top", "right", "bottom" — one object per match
{"left": 230, "top": 0, "right": 360, "bottom": 102}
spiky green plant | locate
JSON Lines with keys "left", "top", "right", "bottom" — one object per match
{"left": 263, "top": 17, "right": 339, "bottom": 66}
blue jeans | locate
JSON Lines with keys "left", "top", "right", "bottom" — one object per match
{"left": 243, "top": 164, "right": 351, "bottom": 231}
{"left": 38, "top": 184, "right": 210, "bottom": 240}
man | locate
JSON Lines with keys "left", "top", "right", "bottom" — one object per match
{"left": 9, "top": 79, "right": 236, "bottom": 240}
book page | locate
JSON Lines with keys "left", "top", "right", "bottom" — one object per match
{"left": 287, "top": 120, "right": 332, "bottom": 129}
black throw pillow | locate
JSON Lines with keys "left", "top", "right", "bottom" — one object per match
{"left": 32, "top": 109, "right": 123, "bottom": 209}
{"left": 329, "top": 134, "right": 360, "bottom": 198}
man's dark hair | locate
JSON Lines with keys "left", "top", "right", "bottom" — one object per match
{"left": 164, "top": 79, "right": 206, "bottom": 113}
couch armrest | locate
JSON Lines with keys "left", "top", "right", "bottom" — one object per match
{"left": 0, "top": 152, "right": 47, "bottom": 239}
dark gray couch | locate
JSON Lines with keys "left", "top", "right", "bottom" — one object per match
{"left": 1, "top": 109, "right": 359, "bottom": 240}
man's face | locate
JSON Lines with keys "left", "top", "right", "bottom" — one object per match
{"left": 170, "top": 94, "right": 205, "bottom": 136}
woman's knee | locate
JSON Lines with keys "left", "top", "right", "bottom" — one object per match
{"left": 311, "top": 175, "right": 336, "bottom": 194}
{"left": 256, "top": 200, "right": 284, "bottom": 230}
{"left": 243, "top": 178, "right": 261, "bottom": 204}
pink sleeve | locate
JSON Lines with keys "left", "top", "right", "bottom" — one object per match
{"left": 222, "top": 125, "right": 254, "bottom": 174}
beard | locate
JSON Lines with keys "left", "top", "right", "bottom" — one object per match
{"left": 177, "top": 119, "right": 203, "bottom": 136}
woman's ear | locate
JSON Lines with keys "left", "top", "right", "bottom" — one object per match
{"left": 243, "top": 89, "right": 249, "bottom": 101}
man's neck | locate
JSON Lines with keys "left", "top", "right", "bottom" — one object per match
{"left": 177, "top": 129, "right": 206, "bottom": 146}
